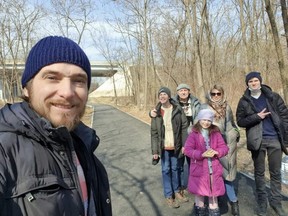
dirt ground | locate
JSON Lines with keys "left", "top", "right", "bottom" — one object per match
{"left": 86, "top": 97, "right": 288, "bottom": 196}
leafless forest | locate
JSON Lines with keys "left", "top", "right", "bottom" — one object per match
{"left": 1, "top": 0, "right": 288, "bottom": 112}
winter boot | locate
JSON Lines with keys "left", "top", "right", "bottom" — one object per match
{"left": 230, "top": 201, "right": 240, "bottom": 215}
{"left": 194, "top": 205, "right": 206, "bottom": 216}
{"left": 256, "top": 202, "right": 267, "bottom": 216}
{"left": 208, "top": 207, "right": 220, "bottom": 216}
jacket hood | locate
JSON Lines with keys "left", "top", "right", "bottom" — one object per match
{"left": 0, "top": 102, "right": 53, "bottom": 143}
{"left": 0, "top": 102, "right": 98, "bottom": 151}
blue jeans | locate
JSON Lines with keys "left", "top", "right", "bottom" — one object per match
{"left": 251, "top": 139, "right": 282, "bottom": 207}
{"left": 224, "top": 180, "right": 238, "bottom": 202}
{"left": 161, "top": 150, "right": 180, "bottom": 198}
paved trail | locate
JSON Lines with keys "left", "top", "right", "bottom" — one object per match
{"left": 92, "top": 104, "right": 288, "bottom": 216}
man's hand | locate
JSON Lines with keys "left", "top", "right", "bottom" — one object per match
{"left": 257, "top": 108, "right": 271, "bottom": 119}
{"left": 153, "top": 154, "right": 159, "bottom": 159}
{"left": 150, "top": 109, "right": 157, "bottom": 118}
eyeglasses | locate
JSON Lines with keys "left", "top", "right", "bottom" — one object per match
{"left": 211, "top": 92, "right": 222, "bottom": 96}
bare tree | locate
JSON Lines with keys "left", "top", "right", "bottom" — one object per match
{"left": 91, "top": 29, "right": 120, "bottom": 105}
{"left": 102, "top": 0, "right": 159, "bottom": 109}
{"left": 182, "top": 0, "right": 206, "bottom": 101}
{"left": 0, "top": 0, "right": 45, "bottom": 102}
{"left": 264, "top": 0, "right": 288, "bottom": 102}
{"left": 238, "top": 0, "right": 249, "bottom": 72}
{"left": 280, "top": 0, "right": 288, "bottom": 55}
{"left": 50, "top": 0, "right": 94, "bottom": 44}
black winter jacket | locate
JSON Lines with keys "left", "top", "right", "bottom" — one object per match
{"left": 151, "top": 100, "right": 188, "bottom": 157}
{"left": 236, "top": 85, "right": 288, "bottom": 154}
{"left": 0, "top": 102, "right": 112, "bottom": 216}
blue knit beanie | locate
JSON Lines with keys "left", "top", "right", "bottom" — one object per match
{"left": 245, "top": 71, "right": 262, "bottom": 86}
{"left": 21, "top": 36, "right": 91, "bottom": 89}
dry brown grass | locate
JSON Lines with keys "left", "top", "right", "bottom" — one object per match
{"left": 81, "top": 105, "right": 94, "bottom": 126}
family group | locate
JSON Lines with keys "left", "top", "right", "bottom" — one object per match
{"left": 150, "top": 72, "right": 288, "bottom": 216}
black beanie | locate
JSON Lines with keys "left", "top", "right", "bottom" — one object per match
{"left": 22, "top": 36, "right": 91, "bottom": 89}
{"left": 158, "top": 87, "right": 171, "bottom": 98}
{"left": 245, "top": 71, "right": 262, "bottom": 86}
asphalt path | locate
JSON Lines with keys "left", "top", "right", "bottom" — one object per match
{"left": 92, "top": 104, "right": 288, "bottom": 216}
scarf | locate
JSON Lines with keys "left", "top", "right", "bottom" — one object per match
{"left": 208, "top": 98, "right": 227, "bottom": 121}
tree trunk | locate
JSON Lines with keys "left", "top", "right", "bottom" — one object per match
{"left": 280, "top": 0, "right": 288, "bottom": 55}
{"left": 264, "top": 0, "right": 288, "bottom": 103}
{"left": 184, "top": 0, "right": 206, "bottom": 101}
{"left": 239, "top": 0, "right": 249, "bottom": 72}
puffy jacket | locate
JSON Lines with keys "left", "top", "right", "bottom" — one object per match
{"left": 0, "top": 102, "right": 112, "bottom": 216}
{"left": 236, "top": 85, "right": 288, "bottom": 154}
{"left": 151, "top": 100, "right": 188, "bottom": 157}
{"left": 200, "top": 103, "right": 240, "bottom": 181}
{"left": 184, "top": 129, "right": 229, "bottom": 196}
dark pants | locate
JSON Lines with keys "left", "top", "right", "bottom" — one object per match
{"left": 251, "top": 139, "right": 282, "bottom": 207}
{"left": 177, "top": 155, "right": 190, "bottom": 189}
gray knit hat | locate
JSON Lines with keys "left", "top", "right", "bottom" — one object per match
{"left": 22, "top": 36, "right": 91, "bottom": 89}
{"left": 158, "top": 87, "right": 171, "bottom": 98}
{"left": 176, "top": 83, "right": 191, "bottom": 91}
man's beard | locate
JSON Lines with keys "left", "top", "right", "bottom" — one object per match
{"left": 26, "top": 88, "right": 86, "bottom": 131}
{"left": 30, "top": 101, "right": 86, "bottom": 131}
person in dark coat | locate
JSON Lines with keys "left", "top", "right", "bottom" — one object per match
{"left": 150, "top": 84, "right": 201, "bottom": 195}
{"left": 0, "top": 36, "right": 112, "bottom": 216}
{"left": 236, "top": 71, "right": 288, "bottom": 216}
{"left": 174, "top": 84, "right": 201, "bottom": 194}
{"left": 151, "top": 87, "right": 188, "bottom": 208}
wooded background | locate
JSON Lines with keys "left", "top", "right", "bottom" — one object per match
{"left": 1, "top": 0, "right": 288, "bottom": 113}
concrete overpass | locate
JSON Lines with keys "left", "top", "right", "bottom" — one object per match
{"left": 1, "top": 61, "right": 119, "bottom": 77}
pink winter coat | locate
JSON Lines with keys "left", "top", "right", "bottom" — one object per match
{"left": 184, "top": 129, "right": 229, "bottom": 197}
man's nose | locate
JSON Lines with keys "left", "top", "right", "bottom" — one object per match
{"left": 58, "top": 79, "right": 75, "bottom": 98}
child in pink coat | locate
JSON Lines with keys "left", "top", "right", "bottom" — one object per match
{"left": 184, "top": 109, "right": 229, "bottom": 216}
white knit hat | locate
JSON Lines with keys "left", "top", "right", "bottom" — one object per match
{"left": 196, "top": 109, "right": 214, "bottom": 122}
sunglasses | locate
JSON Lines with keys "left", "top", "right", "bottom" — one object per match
{"left": 211, "top": 92, "right": 222, "bottom": 96}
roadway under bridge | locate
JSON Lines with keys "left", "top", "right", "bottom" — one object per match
{"left": 2, "top": 61, "right": 119, "bottom": 77}
{"left": 0, "top": 61, "right": 120, "bottom": 100}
